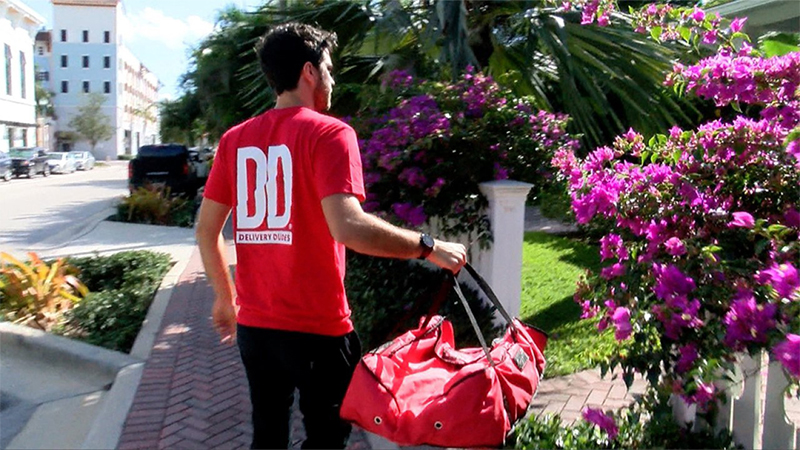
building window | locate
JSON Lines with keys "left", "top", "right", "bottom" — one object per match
{"left": 20, "top": 51, "right": 26, "bottom": 99}
{"left": 104, "top": 31, "right": 110, "bottom": 43}
{"left": 36, "top": 71, "right": 49, "bottom": 81}
{"left": 82, "top": 81, "right": 89, "bottom": 93}
{"left": 104, "top": 81, "right": 110, "bottom": 94}
{"left": 82, "top": 55, "right": 89, "bottom": 68}
{"left": 103, "top": 56, "right": 110, "bottom": 69}
{"left": 60, "top": 29, "right": 67, "bottom": 42}
{"left": 37, "top": 46, "right": 44, "bottom": 56}
{"left": 61, "top": 80, "right": 68, "bottom": 93}
{"left": 4, "top": 44, "right": 11, "bottom": 95}
{"left": 82, "top": 30, "right": 89, "bottom": 43}
{"left": 61, "top": 54, "right": 68, "bottom": 68}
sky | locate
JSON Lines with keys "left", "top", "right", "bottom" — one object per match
{"left": 22, "top": 0, "right": 264, "bottom": 100}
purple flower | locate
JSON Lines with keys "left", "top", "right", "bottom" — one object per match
{"left": 690, "top": 7, "right": 705, "bottom": 22}
{"left": 729, "top": 211, "right": 755, "bottom": 228}
{"left": 392, "top": 203, "right": 427, "bottom": 227}
{"left": 599, "top": 234, "right": 627, "bottom": 261}
{"left": 730, "top": 17, "right": 747, "bottom": 33}
{"left": 653, "top": 264, "right": 696, "bottom": 301}
{"left": 664, "top": 237, "right": 686, "bottom": 256}
{"left": 784, "top": 208, "right": 800, "bottom": 228}
{"left": 582, "top": 407, "right": 618, "bottom": 440}
{"left": 773, "top": 334, "right": 800, "bottom": 379}
{"left": 601, "top": 263, "right": 626, "bottom": 280}
{"left": 683, "top": 381, "right": 715, "bottom": 407}
{"left": 723, "top": 289, "right": 777, "bottom": 349}
{"left": 757, "top": 263, "right": 800, "bottom": 300}
{"left": 580, "top": 300, "right": 599, "bottom": 319}
{"left": 676, "top": 343, "right": 698, "bottom": 373}
{"left": 611, "top": 307, "right": 632, "bottom": 341}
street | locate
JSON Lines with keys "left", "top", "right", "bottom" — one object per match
{"left": 0, "top": 161, "right": 129, "bottom": 256}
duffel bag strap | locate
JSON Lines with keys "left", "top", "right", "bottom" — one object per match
{"left": 451, "top": 274, "right": 495, "bottom": 367}
{"left": 462, "top": 263, "right": 515, "bottom": 326}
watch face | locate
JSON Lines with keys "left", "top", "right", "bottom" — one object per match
{"left": 421, "top": 233, "right": 435, "bottom": 249}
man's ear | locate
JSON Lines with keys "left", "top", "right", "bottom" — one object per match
{"left": 300, "top": 61, "right": 317, "bottom": 85}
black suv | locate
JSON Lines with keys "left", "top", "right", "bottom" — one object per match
{"left": 9, "top": 147, "right": 50, "bottom": 178}
{"left": 128, "top": 144, "right": 203, "bottom": 196}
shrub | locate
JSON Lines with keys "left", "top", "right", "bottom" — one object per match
{"left": 59, "top": 251, "right": 172, "bottom": 352}
{"left": 345, "top": 252, "right": 498, "bottom": 351}
{"left": 509, "top": 389, "right": 737, "bottom": 449}
{"left": 0, "top": 252, "right": 88, "bottom": 331}
{"left": 552, "top": 45, "right": 800, "bottom": 407}
{"left": 117, "top": 154, "right": 134, "bottom": 161}
{"left": 349, "top": 68, "right": 579, "bottom": 239}
{"left": 116, "top": 185, "right": 195, "bottom": 228}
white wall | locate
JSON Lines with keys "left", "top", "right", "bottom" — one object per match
{"left": 0, "top": 0, "right": 43, "bottom": 153}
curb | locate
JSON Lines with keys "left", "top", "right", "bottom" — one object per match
{"left": 0, "top": 243, "right": 196, "bottom": 450}
{"left": 29, "top": 204, "right": 117, "bottom": 251}
{"left": 81, "top": 249, "right": 194, "bottom": 449}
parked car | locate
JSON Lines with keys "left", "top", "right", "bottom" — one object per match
{"left": 9, "top": 147, "right": 49, "bottom": 178}
{"left": 47, "top": 152, "right": 78, "bottom": 174}
{"left": 0, "top": 152, "right": 12, "bottom": 181}
{"left": 128, "top": 144, "right": 203, "bottom": 196}
{"left": 69, "top": 151, "right": 95, "bottom": 170}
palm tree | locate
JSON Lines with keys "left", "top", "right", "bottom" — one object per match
{"left": 181, "top": 0, "right": 707, "bottom": 148}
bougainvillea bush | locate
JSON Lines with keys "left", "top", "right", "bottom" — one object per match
{"left": 348, "top": 68, "right": 579, "bottom": 238}
{"left": 553, "top": 45, "right": 800, "bottom": 414}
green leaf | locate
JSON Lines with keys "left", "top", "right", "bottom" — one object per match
{"left": 767, "top": 224, "right": 789, "bottom": 238}
{"left": 761, "top": 40, "right": 800, "bottom": 58}
{"left": 678, "top": 26, "right": 691, "bottom": 42}
{"left": 731, "top": 101, "right": 742, "bottom": 113}
{"left": 672, "top": 147, "right": 683, "bottom": 164}
{"left": 650, "top": 26, "right": 662, "bottom": 41}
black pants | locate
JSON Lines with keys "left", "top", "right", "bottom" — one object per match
{"left": 237, "top": 324, "right": 362, "bottom": 449}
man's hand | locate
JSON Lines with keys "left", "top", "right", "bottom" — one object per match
{"left": 212, "top": 297, "right": 237, "bottom": 345}
{"left": 427, "top": 240, "right": 467, "bottom": 273}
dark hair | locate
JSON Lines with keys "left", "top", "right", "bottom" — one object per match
{"left": 255, "top": 22, "right": 338, "bottom": 95}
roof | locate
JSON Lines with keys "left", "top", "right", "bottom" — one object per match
{"left": 3, "top": 0, "right": 46, "bottom": 25}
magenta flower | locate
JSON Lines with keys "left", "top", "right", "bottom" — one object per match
{"left": 757, "top": 263, "right": 800, "bottom": 299}
{"left": 676, "top": 343, "right": 698, "bottom": 373}
{"left": 773, "top": 334, "right": 800, "bottom": 379}
{"left": 730, "top": 17, "right": 747, "bottom": 33}
{"left": 664, "top": 237, "right": 686, "bottom": 256}
{"left": 784, "top": 208, "right": 800, "bottom": 228}
{"left": 690, "top": 7, "right": 705, "bottom": 22}
{"left": 600, "top": 262, "right": 626, "bottom": 280}
{"left": 611, "top": 307, "right": 632, "bottom": 341}
{"left": 581, "top": 407, "right": 618, "bottom": 440}
{"left": 723, "top": 289, "right": 777, "bottom": 349}
{"left": 653, "top": 264, "right": 696, "bottom": 301}
{"left": 729, "top": 211, "right": 755, "bottom": 228}
{"left": 599, "top": 233, "right": 627, "bottom": 261}
{"left": 683, "top": 381, "right": 715, "bottom": 407}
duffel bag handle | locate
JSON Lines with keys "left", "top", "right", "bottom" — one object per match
{"left": 447, "top": 263, "right": 517, "bottom": 368}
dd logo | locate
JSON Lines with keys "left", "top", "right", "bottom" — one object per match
{"left": 236, "top": 145, "right": 293, "bottom": 230}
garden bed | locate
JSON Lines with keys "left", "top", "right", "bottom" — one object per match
{"left": 0, "top": 251, "right": 173, "bottom": 354}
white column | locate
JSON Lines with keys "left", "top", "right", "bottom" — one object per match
{"left": 762, "top": 359, "right": 798, "bottom": 450}
{"left": 477, "top": 180, "right": 533, "bottom": 322}
{"left": 733, "top": 352, "right": 765, "bottom": 450}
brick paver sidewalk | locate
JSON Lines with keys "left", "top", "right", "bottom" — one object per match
{"left": 117, "top": 248, "right": 370, "bottom": 450}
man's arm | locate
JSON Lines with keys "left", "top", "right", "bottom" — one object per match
{"left": 195, "top": 197, "right": 237, "bottom": 343}
{"left": 321, "top": 194, "right": 467, "bottom": 272}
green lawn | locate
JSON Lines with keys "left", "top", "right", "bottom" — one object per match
{"left": 520, "top": 232, "right": 617, "bottom": 377}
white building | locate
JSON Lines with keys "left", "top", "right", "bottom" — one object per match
{"left": 50, "top": 0, "right": 159, "bottom": 160}
{"left": 0, "top": 0, "right": 44, "bottom": 153}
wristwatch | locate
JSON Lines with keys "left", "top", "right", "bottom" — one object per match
{"left": 418, "top": 233, "right": 435, "bottom": 260}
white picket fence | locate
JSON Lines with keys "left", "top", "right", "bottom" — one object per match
{"left": 672, "top": 352, "right": 800, "bottom": 450}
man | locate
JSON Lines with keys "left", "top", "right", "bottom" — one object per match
{"left": 195, "top": 22, "right": 466, "bottom": 449}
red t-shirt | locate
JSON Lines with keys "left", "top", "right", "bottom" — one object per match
{"left": 203, "top": 106, "right": 365, "bottom": 336}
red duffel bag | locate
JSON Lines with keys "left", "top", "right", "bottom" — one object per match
{"left": 340, "top": 263, "right": 547, "bottom": 448}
